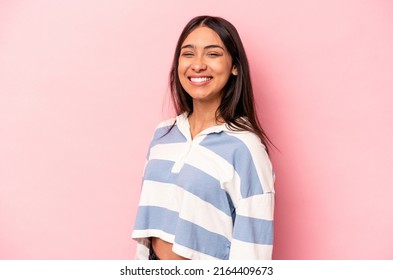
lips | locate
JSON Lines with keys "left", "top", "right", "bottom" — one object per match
{"left": 188, "top": 76, "right": 212, "bottom": 83}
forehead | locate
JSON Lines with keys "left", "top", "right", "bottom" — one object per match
{"left": 182, "top": 26, "right": 224, "bottom": 47}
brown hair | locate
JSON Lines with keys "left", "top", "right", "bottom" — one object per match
{"left": 169, "top": 15, "right": 273, "bottom": 151}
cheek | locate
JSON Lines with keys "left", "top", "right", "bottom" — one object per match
{"left": 177, "top": 65, "right": 188, "bottom": 87}
{"left": 178, "top": 75, "right": 187, "bottom": 87}
{"left": 177, "top": 58, "right": 189, "bottom": 73}
{"left": 213, "top": 60, "right": 233, "bottom": 76}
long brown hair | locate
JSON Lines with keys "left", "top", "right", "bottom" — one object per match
{"left": 169, "top": 15, "right": 273, "bottom": 151}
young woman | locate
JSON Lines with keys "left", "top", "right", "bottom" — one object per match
{"left": 132, "top": 15, "right": 275, "bottom": 260}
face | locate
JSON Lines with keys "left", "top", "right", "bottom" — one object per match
{"left": 178, "top": 26, "right": 237, "bottom": 105}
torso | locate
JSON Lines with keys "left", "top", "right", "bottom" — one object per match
{"left": 132, "top": 114, "right": 273, "bottom": 259}
{"left": 151, "top": 237, "right": 189, "bottom": 260}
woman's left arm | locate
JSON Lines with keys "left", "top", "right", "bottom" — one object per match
{"left": 228, "top": 139, "right": 275, "bottom": 260}
{"left": 229, "top": 192, "right": 275, "bottom": 259}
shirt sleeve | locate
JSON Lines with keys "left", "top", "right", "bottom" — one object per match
{"left": 228, "top": 136, "right": 275, "bottom": 260}
{"left": 229, "top": 192, "right": 275, "bottom": 259}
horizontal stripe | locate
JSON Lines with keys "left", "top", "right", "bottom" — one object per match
{"left": 233, "top": 215, "right": 273, "bottom": 245}
{"left": 200, "top": 132, "right": 264, "bottom": 197}
{"left": 138, "top": 181, "right": 181, "bottom": 212}
{"left": 149, "top": 142, "right": 189, "bottom": 162}
{"left": 174, "top": 219, "right": 230, "bottom": 259}
{"left": 178, "top": 190, "right": 233, "bottom": 239}
{"left": 148, "top": 142, "right": 242, "bottom": 211}
{"left": 236, "top": 193, "right": 275, "bottom": 220}
{"left": 139, "top": 180, "right": 233, "bottom": 239}
{"left": 134, "top": 206, "right": 178, "bottom": 235}
{"left": 143, "top": 159, "right": 233, "bottom": 216}
{"left": 149, "top": 142, "right": 234, "bottom": 184}
{"left": 134, "top": 206, "right": 230, "bottom": 259}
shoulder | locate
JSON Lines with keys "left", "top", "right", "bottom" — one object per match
{"left": 201, "top": 129, "right": 270, "bottom": 169}
{"left": 150, "top": 116, "right": 177, "bottom": 138}
{"left": 221, "top": 117, "right": 267, "bottom": 151}
{"left": 154, "top": 116, "right": 177, "bottom": 131}
{"left": 153, "top": 112, "right": 188, "bottom": 131}
{"left": 219, "top": 130, "right": 274, "bottom": 195}
{"left": 223, "top": 128, "right": 267, "bottom": 154}
{"left": 149, "top": 115, "right": 187, "bottom": 145}
{"left": 222, "top": 130, "right": 272, "bottom": 173}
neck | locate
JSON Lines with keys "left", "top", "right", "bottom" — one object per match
{"left": 188, "top": 101, "right": 223, "bottom": 139}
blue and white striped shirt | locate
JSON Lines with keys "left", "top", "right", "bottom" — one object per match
{"left": 132, "top": 113, "right": 275, "bottom": 260}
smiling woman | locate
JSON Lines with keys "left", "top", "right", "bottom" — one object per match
{"left": 131, "top": 15, "right": 275, "bottom": 260}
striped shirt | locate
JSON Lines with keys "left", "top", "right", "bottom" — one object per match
{"left": 132, "top": 113, "right": 275, "bottom": 260}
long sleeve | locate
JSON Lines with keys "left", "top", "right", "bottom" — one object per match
{"left": 226, "top": 133, "right": 275, "bottom": 260}
{"left": 229, "top": 191, "right": 275, "bottom": 259}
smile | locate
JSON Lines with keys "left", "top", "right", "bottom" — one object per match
{"left": 189, "top": 76, "right": 212, "bottom": 83}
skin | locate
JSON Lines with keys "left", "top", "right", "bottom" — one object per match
{"left": 152, "top": 26, "right": 237, "bottom": 260}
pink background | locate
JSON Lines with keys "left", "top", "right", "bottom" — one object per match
{"left": 1, "top": 0, "right": 393, "bottom": 259}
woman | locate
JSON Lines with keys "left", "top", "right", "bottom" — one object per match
{"left": 132, "top": 15, "right": 275, "bottom": 260}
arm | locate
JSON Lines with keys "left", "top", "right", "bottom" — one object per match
{"left": 228, "top": 134, "right": 275, "bottom": 260}
{"left": 229, "top": 192, "right": 275, "bottom": 259}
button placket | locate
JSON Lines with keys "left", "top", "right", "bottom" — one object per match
{"left": 171, "top": 140, "right": 193, "bottom": 173}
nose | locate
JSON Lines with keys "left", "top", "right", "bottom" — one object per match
{"left": 191, "top": 56, "right": 207, "bottom": 72}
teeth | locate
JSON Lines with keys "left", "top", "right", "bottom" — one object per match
{"left": 190, "top": 77, "right": 211, "bottom": 83}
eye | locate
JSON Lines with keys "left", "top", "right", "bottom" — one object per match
{"left": 207, "top": 52, "right": 221, "bottom": 57}
{"left": 181, "top": 52, "right": 194, "bottom": 57}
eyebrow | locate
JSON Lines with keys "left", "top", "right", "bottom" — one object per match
{"left": 181, "top": 44, "right": 224, "bottom": 50}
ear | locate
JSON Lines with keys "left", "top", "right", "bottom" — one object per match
{"left": 232, "top": 65, "right": 238, "bottom": 76}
